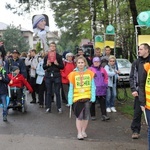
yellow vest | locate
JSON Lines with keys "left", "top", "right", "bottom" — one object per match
{"left": 68, "top": 69, "right": 94, "bottom": 103}
{"left": 144, "top": 63, "right": 150, "bottom": 110}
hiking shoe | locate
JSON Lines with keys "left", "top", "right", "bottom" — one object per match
{"left": 101, "top": 115, "right": 110, "bottom": 121}
{"left": 45, "top": 108, "right": 51, "bottom": 113}
{"left": 110, "top": 107, "right": 117, "bottom": 112}
{"left": 106, "top": 108, "right": 111, "bottom": 113}
{"left": 3, "top": 115, "right": 7, "bottom": 122}
{"left": 58, "top": 108, "right": 62, "bottom": 114}
{"left": 30, "top": 100, "right": 36, "bottom": 104}
{"left": 132, "top": 133, "right": 140, "bottom": 139}
{"left": 82, "top": 132, "right": 87, "bottom": 138}
{"left": 77, "top": 134, "right": 84, "bottom": 140}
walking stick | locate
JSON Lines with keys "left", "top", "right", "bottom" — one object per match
{"left": 143, "top": 109, "right": 148, "bottom": 125}
{"left": 69, "top": 105, "right": 72, "bottom": 118}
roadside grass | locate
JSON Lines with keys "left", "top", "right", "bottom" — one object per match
{"left": 116, "top": 87, "right": 134, "bottom": 119}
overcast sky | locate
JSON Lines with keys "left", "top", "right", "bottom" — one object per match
{"left": 0, "top": 0, "right": 58, "bottom": 31}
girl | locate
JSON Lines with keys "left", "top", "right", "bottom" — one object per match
{"left": 104, "top": 55, "right": 119, "bottom": 113}
{"left": 68, "top": 56, "right": 95, "bottom": 140}
{"left": 89, "top": 57, "right": 109, "bottom": 121}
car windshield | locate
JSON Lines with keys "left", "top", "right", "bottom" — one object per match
{"left": 117, "top": 59, "right": 131, "bottom": 68}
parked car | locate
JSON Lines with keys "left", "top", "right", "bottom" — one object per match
{"left": 116, "top": 58, "right": 132, "bottom": 84}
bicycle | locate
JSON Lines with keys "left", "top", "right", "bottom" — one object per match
{"left": 116, "top": 78, "right": 133, "bottom": 103}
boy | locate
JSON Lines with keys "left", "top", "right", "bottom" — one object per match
{"left": 0, "top": 61, "right": 10, "bottom": 121}
{"left": 8, "top": 66, "right": 33, "bottom": 107}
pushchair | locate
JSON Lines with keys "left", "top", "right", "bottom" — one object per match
{"left": 7, "top": 86, "right": 27, "bottom": 113}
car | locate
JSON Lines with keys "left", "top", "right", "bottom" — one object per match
{"left": 116, "top": 58, "right": 132, "bottom": 84}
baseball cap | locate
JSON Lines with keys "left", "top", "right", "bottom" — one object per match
{"left": 12, "top": 50, "right": 20, "bottom": 54}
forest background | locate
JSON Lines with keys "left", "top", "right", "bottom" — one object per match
{"left": 5, "top": 0, "right": 150, "bottom": 62}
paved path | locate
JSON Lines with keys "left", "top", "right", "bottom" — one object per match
{"left": 0, "top": 94, "right": 148, "bottom": 150}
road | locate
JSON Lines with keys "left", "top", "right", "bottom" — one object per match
{"left": 0, "top": 93, "right": 148, "bottom": 150}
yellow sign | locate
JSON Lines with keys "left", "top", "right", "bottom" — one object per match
{"left": 138, "top": 35, "right": 150, "bottom": 45}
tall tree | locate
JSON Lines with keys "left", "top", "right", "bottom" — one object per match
{"left": 1, "top": 25, "right": 30, "bottom": 52}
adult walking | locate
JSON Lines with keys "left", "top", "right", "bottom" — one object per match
{"left": 43, "top": 42, "right": 64, "bottom": 113}
{"left": 130, "top": 43, "right": 150, "bottom": 139}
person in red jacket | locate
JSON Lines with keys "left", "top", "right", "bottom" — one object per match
{"left": 60, "top": 52, "right": 76, "bottom": 105}
{"left": 8, "top": 66, "right": 33, "bottom": 106}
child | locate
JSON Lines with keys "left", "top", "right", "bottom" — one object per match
{"left": 89, "top": 57, "right": 110, "bottom": 121}
{"left": 104, "top": 55, "right": 119, "bottom": 113}
{"left": 68, "top": 56, "right": 96, "bottom": 140}
{"left": 8, "top": 66, "right": 33, "bottom": 106}
{"left": 0, "top": 61, "right": 10, "bottom": 121}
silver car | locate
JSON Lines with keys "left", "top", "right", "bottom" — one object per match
{"left": 116, "top": 58, "right": 132, "bottom": 83}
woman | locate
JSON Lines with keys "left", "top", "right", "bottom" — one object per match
{"left": 104, "top": 55, "right": 119, "bottom": 113}
{"left": 68, "top": 56, "right": 96, "bottom": 140}
{"left": 89, "top": 57, "right": 109, "bottom": 121}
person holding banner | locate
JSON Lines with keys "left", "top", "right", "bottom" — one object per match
{"left": 0, "top": 61, "right": 10, "bottom": 121}
{"left": 68, "top": 56, "right": 96, "bottom": 140}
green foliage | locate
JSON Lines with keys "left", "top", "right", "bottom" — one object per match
{"left": 36, "top": 42, "right": 43, "bottom": 53}
{"left": 2, "top": 25, "right": 30, "bottom": 53}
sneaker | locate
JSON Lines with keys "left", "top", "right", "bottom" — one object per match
{"left": 17, "top": 102, "right": 22, "bottom": 107}
{"left": 106, "top": 108, "right": 111, "bottom": 113}
{"left": 132, "top": 133, "right": 140, "bottom": 139}
{"left": 45, "top": 108, "right": 51, "bottom": 113}
{"left": 3, "top": 115, "right": 7, "bottom": 122}
{"left": 39, "top": 105, "right": 44, "bottom": 108}
{"left": 82, "top": 132, "right": 87, "bottom": 138}
{"left": 110, "top": 107, "right": 117, "bottom": 112}
{"left": 77, "top": 133, "right": 84, "bottom": 140}
{"left": 91, "top": 116, "right": 96, "bottom": 121}
{"left": 58, "top": 108, "right": 62, "bottom": 114}
{"left": 101, "top": 115, "right": 110, "bottom": 121}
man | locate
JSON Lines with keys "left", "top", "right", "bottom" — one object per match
{"left": 130, "top": 43, "right": 150, "bottom": 139}
{"left": 101, "top": 46, "right": 111, "bottom": 67}
{"left": 94, "top": 47, "right": 102, "bottom": 58}
{"left": 25, "top": 49, "right": 39, "bottom": 104}
{"left": 4, "top": 50, "right": 27, "bottom": 78}
{"left": 43, "top": 42, "right": 64, "bottom": 113}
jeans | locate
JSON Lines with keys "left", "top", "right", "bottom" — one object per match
{"left": 0, "top": 94, "right": 7, "bottom": 116}
{"left": 131, "top": 96, "right": 142, "bottom": 134}
{"left": 45, "top": 77, "right": 61, "bottom": 109}
{"left": 106, "top": 84, "right": 116, "bottom": 108}
{"left": 146, "top": 109, "right": 150, "bottom": 150}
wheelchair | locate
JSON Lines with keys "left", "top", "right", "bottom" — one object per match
{"left": 7, "top": 87, "right": 27, "bottom": 113}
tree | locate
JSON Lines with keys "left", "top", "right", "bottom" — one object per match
{"left": 1, "top": 25, "right": 30, "bottom": 53}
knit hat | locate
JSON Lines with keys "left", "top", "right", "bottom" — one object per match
{"left": 65, "top": 52, "right": 74, "bottom": 59}
{"left": 11, "top": 66, "right": 19, "bottom": 72}
{"left": 33, "top": 15, "right": 45, "bottom": 29}
{"left": 93, "top": 57, "right": 100, "bottom": 63}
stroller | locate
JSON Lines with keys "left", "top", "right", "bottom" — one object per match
{"left": 7, "top": 86, "right": 27, "bottom": 113}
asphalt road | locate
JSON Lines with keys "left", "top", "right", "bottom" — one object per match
{"left": 0, "top": 93, "right": 148, "bottom": 150}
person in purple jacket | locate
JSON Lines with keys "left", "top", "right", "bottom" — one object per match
{"left": 89, "top": 57, "right": 110, "bottom": 121}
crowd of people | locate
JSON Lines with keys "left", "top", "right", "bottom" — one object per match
{"left": 1, "top": 41, "right": 150, "bottom": 148}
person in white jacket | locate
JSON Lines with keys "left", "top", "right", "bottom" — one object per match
{"left": 36, "top": 56, "right": 46, "bottom": 108}
{"left": 104, "top": 55, "right": 119, "bottom": 113}
{"left": 25, "top": 49, "right": 39, "bottom": 103}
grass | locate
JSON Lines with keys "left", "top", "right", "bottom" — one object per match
{"left": 116, "top": 87, "right": 134, "bottom": 119}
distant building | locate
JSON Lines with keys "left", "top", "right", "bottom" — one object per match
{"left": 0, "top": 22, "right": 59, "bottom": 51}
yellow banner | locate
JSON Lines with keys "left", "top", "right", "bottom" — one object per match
{"left": 104, "top": 41, "right": 115, "bottom": 48}
{"left": 138, "top": 35, "right": 150, "bottom": 45}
